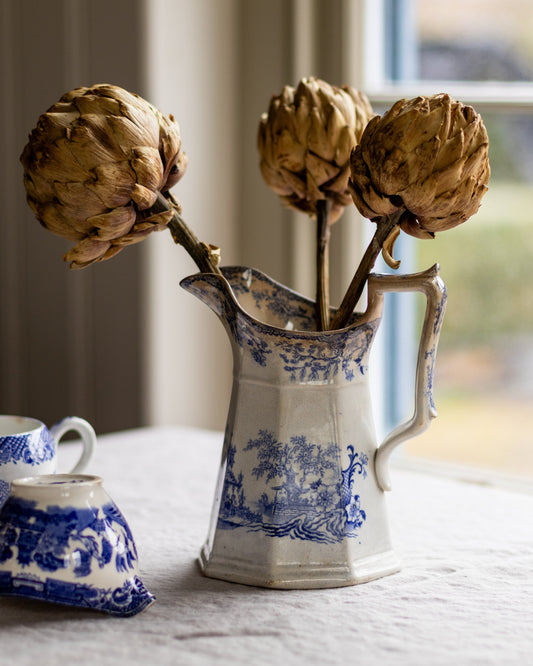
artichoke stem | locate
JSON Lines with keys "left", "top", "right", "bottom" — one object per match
{"left": 315, "top": 199, "right": 332, "bottom": 331}
{"left": 329, "top": 210, "right": 403, "bottom": 330}
{"left": 153, "top": 192, "right": 222, "bottom": 275}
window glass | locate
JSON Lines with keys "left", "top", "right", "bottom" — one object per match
{"left": 416, "top": 0, "right": 533, "bottom": 82}
{"left": 394, "top": 2, "right": 533, "bottom": 477}
{"left": 407, "top": 121, "right": 533, "bottom": 476}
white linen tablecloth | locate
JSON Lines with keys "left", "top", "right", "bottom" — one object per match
{"left": 0, "top": 426, "right": 531, "bottom": 666}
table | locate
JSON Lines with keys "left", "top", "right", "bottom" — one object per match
{"left": 0, "top": 426, "right": 531, "bottom": 665}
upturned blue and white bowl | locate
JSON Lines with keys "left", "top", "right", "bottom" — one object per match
{"left": 0, "top": 474, "right": 154, "bottom": 617}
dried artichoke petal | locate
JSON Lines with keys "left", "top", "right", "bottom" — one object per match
{"left": 21, "top": 83, "right": 188, "bottom": 268}
{"left": 258, "top": 76, "right": 374, "bottom": 221}
{"left": 349, "top": 92, "right": 490, "bottom": 237}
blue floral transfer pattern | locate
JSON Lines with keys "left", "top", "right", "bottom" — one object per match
{"left": 0, "top": 571, "right": 152, "bottom": 617}
{"left": 0, "top": 481, "right": 9, "bottom": 507}
{"left": 0, "top": 497, "right": 153, "bottom": 616}
{"left": 0, "top": 498, "right": 136, "bottom": 576}
{"left": 0, "top": 430, "right": 55, "bottom": 467}
{"left": 180, "top": 267, "right": 378, "bottom": 383}
{"left": 227, "top": 267, "right": 312, "bottom": 326}
{"left": 217, "top": 430, "right": 368, "bottom": 544}
{"left": 274, "top": 325, "right": 376, "bottom": 382}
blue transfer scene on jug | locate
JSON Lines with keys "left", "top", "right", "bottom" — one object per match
{"left": 218, "top": 431, "right": 369, "bottom": 544}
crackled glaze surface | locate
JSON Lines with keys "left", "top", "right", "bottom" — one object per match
{"left": 181, "top": 266, "right": 446, "bottom": 589}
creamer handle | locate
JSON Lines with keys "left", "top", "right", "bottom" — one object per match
{"left": 49, "top": 416, "right": 97, "bottom": 473}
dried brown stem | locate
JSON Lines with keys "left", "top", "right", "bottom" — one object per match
{"left": 315, "top": 199, "right": 332, "bottom": 331}
{"left": 329, "top": 210, "right": 403, "bottom": 330}
{"left": 152, "top": 192, "right": 222, "bottom": 275}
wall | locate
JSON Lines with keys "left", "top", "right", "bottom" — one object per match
{"left": 0, "top": 0, "right": 147, "bottom": 433}
{"left": 142, "top": 0, "right": 240, "bottom": 429}
{"left": 143, "top": 0, "right": 370, "bottom": 430}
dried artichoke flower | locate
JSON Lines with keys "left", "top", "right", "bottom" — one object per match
{"left": 258, "top": 76, "right": 374, "bottom": 330}
{"left": 257, "top": 76, "right": 374, "bottom": 224}
{"left": 20, "top": 84, "right": 218, "bottom": 272}
{"left": 348, "top": 93, "right": 490, "bottom": 239}
{"left": 330, "top": 93, "right": 490, "bottom": 330}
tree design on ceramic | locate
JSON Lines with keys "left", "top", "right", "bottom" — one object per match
{"left": 218, "top": 430, "right": 368, "bottom": 544}
{"left": 0, "top": 498, "right": 137, "bottom": 576}
{"left": 0, "top": 497, "right": 151, "bottom": 616}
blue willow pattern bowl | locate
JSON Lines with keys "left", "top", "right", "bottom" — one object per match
{"left": 0, "top": 474, "right": 154, "bottom": 617}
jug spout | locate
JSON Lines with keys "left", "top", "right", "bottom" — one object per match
{"left": 180, "top": 272, "right": 237, "bottom": 321}
{"left": 181, "top": 266, "right": 321, "bottom": 333}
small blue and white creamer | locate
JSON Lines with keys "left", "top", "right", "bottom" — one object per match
{"left": 0, "top": 415, "right": 96, "bottom": 506}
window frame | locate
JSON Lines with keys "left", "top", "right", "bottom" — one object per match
{"left": 359, "top": 0, "right": 533, "bottom": 457}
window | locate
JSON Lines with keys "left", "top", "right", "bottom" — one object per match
{"left": 365, "top": 0, "right": 533, "bottom": 478}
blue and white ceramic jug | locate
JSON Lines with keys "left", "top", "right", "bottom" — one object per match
{"left": 181, "top": 265, "right": 446, "bottom": 589}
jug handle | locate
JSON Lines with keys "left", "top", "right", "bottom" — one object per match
{"left": 371, "top": 264, "right": 447, "bottom": 491}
